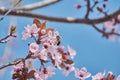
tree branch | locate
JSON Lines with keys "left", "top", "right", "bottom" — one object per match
{"left": 0, "top": 34, "right": 16, "bottom": 43}
{"left": 0, "top": 0, "right": 22, "bottom": 21}
{"left": 0, "top": 58, "right": 23, "bottom": 70}
{"left": 92, "top": 24, "right": 120, "bottom": 38}
{"left": 0, "top": 53, "right": 31, "bottom": 70}
{"left": 0, "top": 8, "right": 120, "bottom": 24}
{"left": 0, "top": 35, "right": 10, "bottom": 43}
{"left": 14, "top": 0, "right": 61, "bottom": 11}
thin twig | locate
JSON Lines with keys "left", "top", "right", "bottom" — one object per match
{"left": 92, "top": 24, "right": 120, "bottom": 38}
{"left": 92, "top": 24, "right": 103, "bottom": 33}
{"left": 85, "top": 0, "right": 91, "bottom": 19}
{"left": 91, "top": 0, "right": 104, "bottom": 11}
{"left": 0, "top": 35, "right": 15, "bottom": 43}
{"left": 0, "top": 53, "right": 31, "bottom": 70}
{"left": 91, "top": 1, "right": 98, "bottom": 9}
{"left": 0, "top": 35, "right": 10, "bottom": 42}
{"left": 0, "top": 58, "right": 24, "bottom": 70}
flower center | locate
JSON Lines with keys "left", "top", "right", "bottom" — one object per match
{"left": 65, "top": 66, "right": 69, "bottom": 70}
{"left": 79, "top": 74, "right": 83, "bottom": 77}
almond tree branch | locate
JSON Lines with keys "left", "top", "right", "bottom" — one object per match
{"left": 0, "top": 8, "right": 120, "bottom": 24}
{"left": 0, "top": 0, "right": 60, "bottom": 21}
{"left": 14, "top": 0, "right": 61, "bottom": 11}
{"left": 0, "top": 54, "right": 31, "bottom": 70}
{"left": 0, "top": 58, "right": 24, "bottom": 70}
{"left": 0, "top": 34, "right": 16, "bottom": 43}
{"left": 0, "top": 35, "right": 11, "bottom": 43}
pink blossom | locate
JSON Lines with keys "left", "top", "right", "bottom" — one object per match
{"left": 74, "top": 4, "right": 81, "bottom": 9}
{"left": 107, "top": 71, "right": 114, "bottom": 79}
{"left": 108, "top": 34, "right": 115, "bottom": 41}
{"left": 62, "top": 64, "right": 75, "bottom": 76}
{"left": 103, "top": 19, "right": 117, "bottom": 30}
{"left": 92, "top": 71, "right": 105, "bottom": 80}
{"left": 117, "top": 75, "right": 120, "bottom": 80}
{"left": 22, "top": 24, "right": 39, "bottom": 40}
{"left": 57, "top": 46, "right": 65, "bottom": 53}
{"left": 37, "top": 42, "right": 59, "bottom": 60}
{"left": 43, "top": 43, "right": 62, "bottom": 69}
{"left": 117, "top": 15, "right": 120, "bottom": 21}
{"left": 44, "top": 43, "right": 58, "bottom": 54}
{"left": 58, "top": 46, "right": 69, "bottom": 59}
{"left": 63, "top": 52, "right": 69, "bottom": 59}
{"left": 34, "top": 66, "right": 55, "bottom": 80}
{"left": 108, "top": 71, "right": 113, "bottom": 75}
{"left": 40, "top": 31, "right": 59, "bottom": 45}
{"left": 67, "top": 45, "right": 76, "bottom": 59}
{"left": 34, "top": 70, "right": 44, "bottom": 80}
{"left": 38, "top": 42, "right": 62, "bottom": 69}
{"left": 51, "top": 52, "right": 62, "bottom": 69}
{"left": 74, "top": 67, "right": 91, "bottom": 80}
{"left": 12, "top": 62, "right": 23, "bottom": 74}
{"left": 29, "top": 42, "right": 39, "bottom": 53}
{"left": 37, "top": 48, "right": 48, "bottom": 60}
{"left": 41, "top": 29, "right": 46, "bottom": 35}
{"left": 44, "top": 66, "right": 55, "bottom": 77}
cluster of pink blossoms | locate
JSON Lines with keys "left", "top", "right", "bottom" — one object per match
{"left": 11, "top": 19, "right": 120, "bottom": 80}
{"left": 103, "top": 15, "right": 120, "bottom": 41}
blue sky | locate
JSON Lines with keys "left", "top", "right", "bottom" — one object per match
{"left": 0, "top": 0, "right": 120, "bottom": 80}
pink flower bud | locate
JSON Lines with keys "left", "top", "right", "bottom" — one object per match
{"left": 74, "top": 4, "right": 81, "bottom": 10}
{"left": 29, "top": 42, "right": 39, "bottom": 53}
